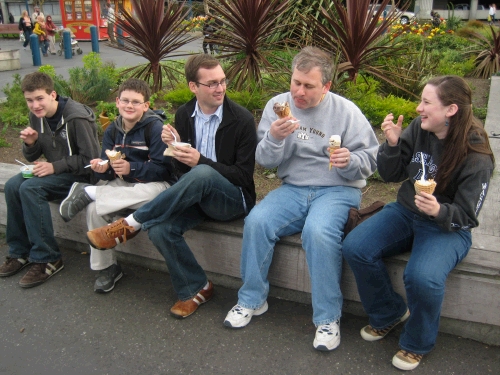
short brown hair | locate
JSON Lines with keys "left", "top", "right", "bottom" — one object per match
{"left": 184, "top": 54, "right": 221, "bottom": 84}
{"left": 292, "top": 46, "right": 333, "bottom": 86}
{"left": 117, "top": 78, "right": 151, "bottom": 102}
{"left": 21, "top": 72, "right": 54, "bottom": 94}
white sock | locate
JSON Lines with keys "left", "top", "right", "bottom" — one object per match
{"left": 84, "top": 186, "right": 97, "bottom": 200}
{"left": 125, "top": 214, "right": 142, "bottom": 231}
{"left": 203, "top": 281, "right": 210, "bottom": 290}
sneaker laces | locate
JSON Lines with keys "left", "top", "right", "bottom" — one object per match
{"left": 105, "top": 220, "right": 135, "bottom": 243}
{"left": 24, "top": 263, "right": 44, "bottom": 276}
{"left": 317, "top": 320, "right": 339, "bottom": 336}
{"left": 399, "top": 350, "right": 423, "bottom": 362}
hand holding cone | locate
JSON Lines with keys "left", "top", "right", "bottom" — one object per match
{"left": 105, "top": 149, "right": 126, "bottom": 179}
{"left": 328, "top": 135, "right": 341, "bottom": 170}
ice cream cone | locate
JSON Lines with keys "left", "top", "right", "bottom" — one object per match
{"left": 328, "top": 135, "right": 341, "bottom": 170}
{"left": 414, "top": 179, "right": 437, "bottom": 195}
{"left": 273, "top": 101, "right": 292, "bottom": 119}
{"left": 105, "top": 149, "right": 126, "bottom": 179}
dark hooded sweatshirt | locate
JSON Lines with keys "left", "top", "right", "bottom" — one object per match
{"left": 23, "top": 96, "right": 100, "bottom": 177}
{"left": 377, "top": 116, "right": 494, "bottom": 232}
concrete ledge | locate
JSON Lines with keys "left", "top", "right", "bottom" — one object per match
{"left": 0, "top": 161, "right": 499, "bottom": 345}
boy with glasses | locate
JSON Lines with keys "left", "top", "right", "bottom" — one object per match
{"left": 0, "top": 72, "right": 100, "bottom": 288}
{"left": 59, "top": 78, "right": 176, "bottom": 293}
{"left": 85, "top": 54, "right": 257, "bottom": 318}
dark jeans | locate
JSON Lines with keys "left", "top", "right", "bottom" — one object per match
{"left": 5, "top": 172, "right": 88, "bottom": 263}
{"left": 134, "top": 165, "right": 247, "bottom": 300}
{"left": 22, "top": 29, "right": 32, "bottom": 48}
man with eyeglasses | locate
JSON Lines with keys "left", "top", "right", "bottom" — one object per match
{"left": 58, "top": 78, "right": 176, "bottom": 293}
{"left": 86, "top": 54, "right": 257, "bottom": 318}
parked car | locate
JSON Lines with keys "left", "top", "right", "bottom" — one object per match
{"left": 454, "top": 4, "right": 486, "bottom": 10}
{"left": 368, "top": 4, "right": 416, "bottom": 25}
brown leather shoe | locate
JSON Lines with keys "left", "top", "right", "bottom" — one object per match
{"left": 19, "top": 259, "right": 64, "bottom": 288}
{"left": 87, "top": 218, "right": 140, "bottom": 250}
{"left": 0, "top": 256, "right": 31, "bottom": 277}
{"left": 170, "top": 281, "right": 214, "bottom": 318}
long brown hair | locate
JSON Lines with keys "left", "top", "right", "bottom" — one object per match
{"left": 427, "top": 76, "right": 495, "bottom": 193}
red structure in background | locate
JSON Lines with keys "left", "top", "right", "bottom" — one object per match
{"left": 59, "top": 0, "right": 131, "bottom": 41}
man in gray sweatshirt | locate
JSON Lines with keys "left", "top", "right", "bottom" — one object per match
{"left": 224, "top": 47, "right": 379, "bottom": 351}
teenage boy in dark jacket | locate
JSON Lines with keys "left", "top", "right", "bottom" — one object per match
{"left": 59, "top": 78, "right": 176, "bottom": 293}
{"left": 0, "top": 72, "right": 100, "bottom": 288}
{"left": 86, "top": 54, "right": 257, "bottom": 318}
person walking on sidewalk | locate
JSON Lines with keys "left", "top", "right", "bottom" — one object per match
{"left": 45, "top": 15, "right": 57, "bottom": 55}
{"left": 86, "top": 54, "right": 257, "bottom": 318}
{"left": 342, "top": 75, "right": 494, "bottom": 371}
{"left": 18, "top": 10, "right": 32, "bottom": 50}
{"left": 106, "top": 2, "right": 116, "bottom": 44}
{"left": 0, "top": 72, "right": 100, "bottom": 288}
{"left": 58, "top": 78, "right": 176, "bottom": 293}
{"left": 33, "top": 15, "right": 49, "bottom": 57}
{"left": 223, "top": 46, "right": 379, "bottom": 352}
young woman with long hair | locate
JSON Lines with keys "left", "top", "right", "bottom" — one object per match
{"left": 342, "top": 75, "right": 495, "bottom": 371}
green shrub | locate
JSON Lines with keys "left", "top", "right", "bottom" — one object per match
{"left": 0, "top": 136, "right": 11, "bottom": 147}
{"left": 66, "top": 52, "right": 118, "bottom": 105}
{"left": 162, "top": 85, "right": 195, "bottom": 106}
{"left": 343, "top": 78, "right": 418, "bottom": 128}
{"left": 226, "top": 90, "right": 266, "bottom": 111}
{"left": 0, "top": 74, "right": 29, "bottom": 129}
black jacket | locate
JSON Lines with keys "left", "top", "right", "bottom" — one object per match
{"left": 173, "top": 96, "right": 257, "bottom": 210}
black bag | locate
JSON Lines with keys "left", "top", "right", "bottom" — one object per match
{"left": 344, "top": 201, "right": 385, "bottom": 236}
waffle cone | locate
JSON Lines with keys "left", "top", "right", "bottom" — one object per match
{"left": 273, "top": 102, "right": 292, "bottom": 119}
{"left": 105, "top": 149, "right": 124, "bottom": 162}
{"left": 414, "top": 179, "right": 437, "bottom": 195}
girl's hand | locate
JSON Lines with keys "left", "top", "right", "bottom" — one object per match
{"left": 415, "top": 191, "right": 440, "bottom": 217}
{"left": 381, "top": 113, "right": 403, "bottom": 146}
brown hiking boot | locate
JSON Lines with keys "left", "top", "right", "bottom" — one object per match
{"left": 392, "top": 350, "right": 423, "bottom": 370}
{"left": 87, "top": 218, "right": 140, "bottom": 250}
{"left": 18, "top": 259, "right": 64, "bottom": 288}
{"left": 360, "top": 309, "right": 410, "bottom": 341}
{"left": 0, "top": 256, "right": 31, "bottom": 277}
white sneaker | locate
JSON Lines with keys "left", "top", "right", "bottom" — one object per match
{"left": 223, "top": 302, "right": 268, "bottom": 328}
{"left": 313, "top": 320, "right": 341, "bottom": 351}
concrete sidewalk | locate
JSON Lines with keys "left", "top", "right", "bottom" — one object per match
{"left": 0, "top": 35, "right": 204, "bottom": 95}
{"left": 0, "top": 243, "right": 499, "bottom": 375}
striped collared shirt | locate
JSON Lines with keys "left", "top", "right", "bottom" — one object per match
{"left": 192, "top": 102, "right": 223, "bottom": 162}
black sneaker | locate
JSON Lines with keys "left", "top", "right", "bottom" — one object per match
{"left": 94, "top": 263, "right": 123, "bottom": 293}
{"left": 18, "top": 259, "right": 64, "bottom": 288}
{"left": 0, "top": 256, "right": 31, "bottom": 277}
{"left": 59, "top": 182, "right": 92, "bottom": 222}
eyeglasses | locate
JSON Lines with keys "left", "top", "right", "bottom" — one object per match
{"left": 118, "top": 98, "right": 146, "bottom": 107}
{"left": 195, "top": 79, "right": 229, "bottom": 89}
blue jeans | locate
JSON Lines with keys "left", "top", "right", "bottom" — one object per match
{"left": 135, "top": 165, "right": 247, "bottom": 300}
{"left": 342, "top": 202, "right": 471, "bottom": 354}
{"left": 40, "top": 39, "right": 49, "bottom": 55}
{"left": 5, "top": 172, "right": 88, "bottom": 263}
{"left": 237, "top": 183, "right": 361, "bottom": 326}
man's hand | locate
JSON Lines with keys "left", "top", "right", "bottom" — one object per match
{"left": 20, "top": 127, "right": 38, "bottom": 146}
{"left": 111, "top": 159, "right": 131, "bottom": 176}
{"left": 172, "top": 145, "right": 200, "bottom": 168}
{"left": 33, "top": 161, "right": 54, "bottom": 177}
{"left": 161, "top": 124, "right": 179, "bottom": 145}
{"left": 269, "top": 117, "right": 300, "bottom": 141}
{"left": 381, "top": 113, "right": 403, "bottom": 147}
{"left": 329, "top": 147, "right": 351, "bottom": 169}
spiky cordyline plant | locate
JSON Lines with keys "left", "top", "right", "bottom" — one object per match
{"left": 205, "top": 0, "right": 291, "bottom": 90}
{"left": 467, "top": 26, "right": 500, "bottom": 79}
{"left": 303, "top": 0, "right": 415, "bottom": 96}
{"left": 115, "top": 0, "right": 199, "bottom": 93}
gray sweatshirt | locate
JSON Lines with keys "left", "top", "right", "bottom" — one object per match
{"left": 256, "top": 92, "right": 378, "bottom": 188}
